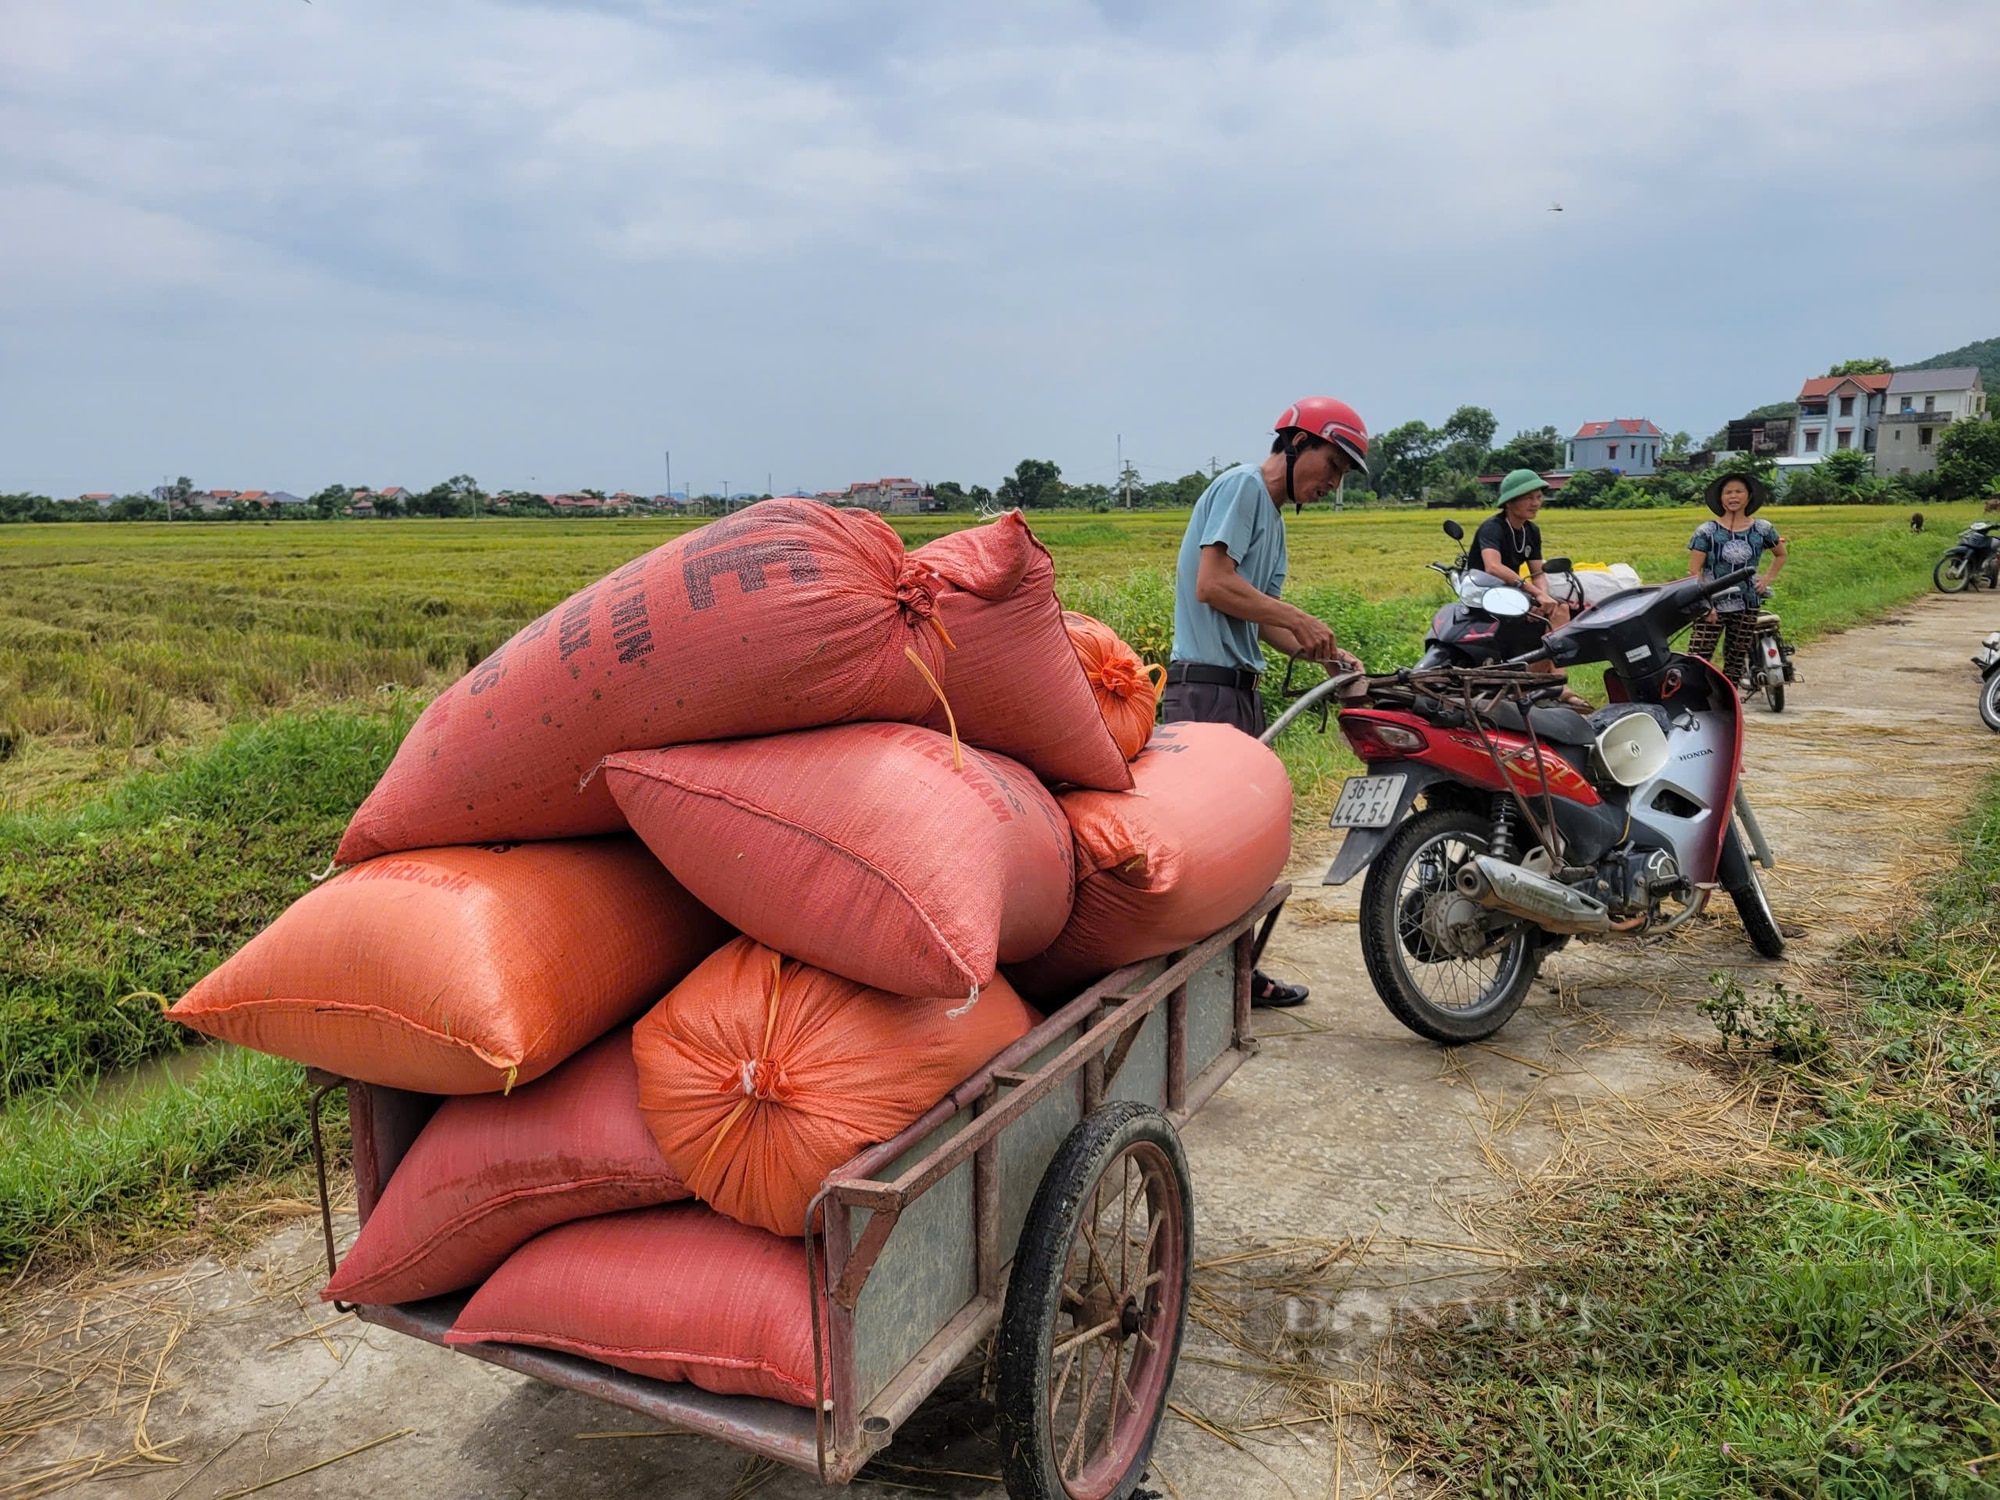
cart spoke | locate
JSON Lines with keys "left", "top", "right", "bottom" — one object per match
{"left": 1051, "top": 1313, "right": 1125, "bottom": 1360}
{"left": 1109, "top": 1338, "right": 1133, "bottom": 1419}
{"left": 1117, "top": 1154, "right": 1134, "bottom": 1294}
{"left": 1062, "top": 1337, "right": 1109, "bottom": 1478}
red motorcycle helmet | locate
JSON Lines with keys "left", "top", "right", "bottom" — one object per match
{"left": 1275, "top": 397, "right": 1368, "bottom": 470}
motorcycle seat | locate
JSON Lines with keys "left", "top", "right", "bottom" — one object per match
{"left": 1486, "top": 700, "right": 1595, "bottom": 746}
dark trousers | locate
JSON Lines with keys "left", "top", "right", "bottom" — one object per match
{"left": 1689, "top": 612, "right": 1756, "bottom": 684}
{"left": 1160, "top": 680, "right": 1265, "bottom": 737}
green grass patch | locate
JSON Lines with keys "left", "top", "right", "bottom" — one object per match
{"left": 0, "top": 710, "right": 401, "bottom": 1101}
{"left": 0, "top": 1044, "right": 333, "bottom": 1277}
{"left": 1378, "top": 778, "right": 2000, "bottom": 1497}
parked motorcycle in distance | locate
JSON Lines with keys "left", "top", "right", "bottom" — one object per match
{"left": 1935, "top": 521, "right": 2000, "bottom": 593}
{"left": 1415, "top": 518, "right": 1551, "bottom": 669}
{"left": 1416, "top": 519, "right": 1644, "bottom": 671}
{"left": 1302, "top": 565, "right": 1783, "bottom": 1045}
{"left": 1745, "top": 592, "right": 1797, "bottom": 713}
{"left": 1977, "top": 631, "right": 2000, "bottom": 732}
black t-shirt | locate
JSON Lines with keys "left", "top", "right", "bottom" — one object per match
{"left": 1472, "top": 514, "right": 1542, "bottom": 577}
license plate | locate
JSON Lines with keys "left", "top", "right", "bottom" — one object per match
{"left": 1330, "top": 774, "right": 1406, "bottom": 830}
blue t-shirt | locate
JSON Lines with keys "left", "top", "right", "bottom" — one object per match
{"left": 1690, "top": 518, "right": 1781, "bottom": 613}
{"left": 1171, "top": 466, "right": 1288, "bottom": 671}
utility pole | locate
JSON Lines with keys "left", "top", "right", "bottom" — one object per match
{"left": 664, "top": 450, "right": 671, "bottom": 506}
{"left": 1209, "top": 456, "right": 1220, "bottom": 478}
{"left": 1118, "top": 435, "right": 1126, "bottom": 509}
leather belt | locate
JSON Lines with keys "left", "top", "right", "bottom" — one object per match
{"left": 1164, "top": 662, "right": 1260, "bottom": 691}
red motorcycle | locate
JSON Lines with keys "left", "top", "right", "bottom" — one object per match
{"left": 1281, "top": 565, "right": 1783, "bottom": 1044}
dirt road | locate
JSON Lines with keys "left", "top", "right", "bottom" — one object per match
{"left": 8, "top": 594, "right": 1998, "bottom": 1500}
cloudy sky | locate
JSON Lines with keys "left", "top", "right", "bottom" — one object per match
{"left": 3, "top": 0, "right": 1997, "bottom": 497}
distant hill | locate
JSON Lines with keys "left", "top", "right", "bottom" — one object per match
{"left": 1900, "top": 335, "right": 2000, "bottom": 392}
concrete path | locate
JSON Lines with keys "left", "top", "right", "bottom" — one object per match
{"left": 6, "top": 593, "right": 1998, "bottom": 1500}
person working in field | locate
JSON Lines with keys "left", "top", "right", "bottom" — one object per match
{"left": 1687, "top": 472, "right": 1785, "bottom": 684}
{"left": 1166, "top": 397, "right": 1367, "bottom": 1008}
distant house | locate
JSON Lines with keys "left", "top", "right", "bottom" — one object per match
{"left": 1475, "top": 470, "right": 1572, "bottom": 497}
{"left": 375, "top": 486, "right": 411, "bottom": 505}
{"left": 1878, "top": 367, "right": 1988, "bottom": 476}
{"left": 266, "top": 491, "right": 308, "bottom": 509}
{"left": 836, "top": 477, "right": 931, "bottom": 514}
{"left": 78, "top": 493, "right": 116, "bottom": 507}
{"left": 1725, "top": 415, "right": 1794, "bottom": 457}
{"left": 1791, "top": 372, "right": 1890, "bottom": 461}
{"left": 1566, "top": 420, "right": 1664, "bottom": 474}
{"left": 345, "top": 499, "right": 377, "bottom": 517}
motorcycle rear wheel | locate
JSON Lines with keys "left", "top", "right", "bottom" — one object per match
{"left": 1936, "top": 556, "right": 1971, "bottom": 594}
{"left": 1762, "top": 677, "right": 1785, "bottom": 713}
{"left": 1359, "top": 807, "right": 1541, "bottom": 1044}
{"left": 1981, "top": 671, "right": 2000, "bottom": 733}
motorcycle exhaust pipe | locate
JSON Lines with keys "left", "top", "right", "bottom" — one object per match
{"left": 1456, "top": 855, "right": 1614, "bottom": 934}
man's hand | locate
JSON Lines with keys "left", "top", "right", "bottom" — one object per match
{"left": 1286, "top": 610, "right": 1336, "bottom": 661}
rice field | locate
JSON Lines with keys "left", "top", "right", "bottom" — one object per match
{"left": 0, "top": 502, "right": 1976, "bottom": 809}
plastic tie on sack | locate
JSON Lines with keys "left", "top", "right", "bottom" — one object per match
{"left": 693, "top": 952, "right": 793, "bottom": 1187}
{"left": 946, "top": 983, "right": 980, "bottom": 1019}
{"left": 903, "top": 648, "right": 964, "bottom": 770}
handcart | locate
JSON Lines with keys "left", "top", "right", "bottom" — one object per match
{"left": 307, "top": 885, "right": 1289, "bottom": 1498}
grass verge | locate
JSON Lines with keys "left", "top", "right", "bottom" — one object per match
{"left": 0, "top": 1046, "right": 337, "bottom": 1279}
{"left": 1377, "top": 778, "right": 2000, "bottom": 1497}
{"left": 0, "top": 709, "right": 401, "bottom": 1101}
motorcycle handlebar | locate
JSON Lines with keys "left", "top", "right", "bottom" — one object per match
{"left": 1698, "top": 566, "right": 1757, "bottom": 599}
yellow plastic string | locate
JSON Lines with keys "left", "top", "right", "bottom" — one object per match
{"left": 903, "top": 647, "right": 964, "bottom": 770}
{"left": 927, "top": 614, "right": 958, "bottom": 652}
{"left": 694, "top": 952, "right": 789, "bottom": 1189}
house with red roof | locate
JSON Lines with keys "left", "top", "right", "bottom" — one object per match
{"left": 1566, "top": 419, "right": 1664, "bottom": 475}
{"left": 1791, "top": 372, "right": 1890, "bottom": 461}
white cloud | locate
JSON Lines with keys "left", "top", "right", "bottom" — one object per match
{"left": 1, "top": 0, "right": 1996, "bottom": 493}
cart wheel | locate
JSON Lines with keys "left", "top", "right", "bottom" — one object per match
{"left": 996, "top": 1102, "right": 1192, "bottom": 1500}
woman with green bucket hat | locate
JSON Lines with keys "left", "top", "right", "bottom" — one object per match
{"left": 1475, "top": 468, "right": 1572, "bottom": 629}
{"left": 1685, "top": 470, "right": 1786, "bottom": 687}
{"left": 1474, "top": 469, "right": 1590, "bottom": 708}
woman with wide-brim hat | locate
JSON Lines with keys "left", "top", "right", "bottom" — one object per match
{"left": 1685, "top": 470, "right": 1786, "bottom": 686}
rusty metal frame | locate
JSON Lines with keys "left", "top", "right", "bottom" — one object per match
{"left": 326, "top": 883, "right": 1289, "bottom": 1487}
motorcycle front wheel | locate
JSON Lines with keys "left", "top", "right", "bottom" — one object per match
{"left": 1936, "top": 555, "right": 1971, "bottom": 593}
{"left": 1720, "top": 825, "right": 1785, "bottom": 960}
{"left": 1359, "top": 806, "right": 1541, "bottom": 1044}
{"left": 1981, "top": 671, "right": 2000, "bottom": 733}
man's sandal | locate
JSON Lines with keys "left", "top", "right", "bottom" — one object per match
{"left": 1251, "top": 973, "right": 1309, "bottom": 1009}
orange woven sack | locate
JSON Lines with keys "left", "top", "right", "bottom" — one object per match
{"left": 169, "top": 840, "right": 731, "bottom": 1093}
{"left": 1005, "top": 722, "right": 1291, "bottom": 1001}
{"left": 1063, "top": 611, "right": 1164, "bottom": 762}
{"left": 910, "top": 514, "right": 1133, "bottom": 792}
{"left": 323, "top": 1029, "right": 688, "bottom": 1306}
{"left": 447, "top": 1204, "right": 819, "bottom": 1407}
{"left": 337, "top": 500, "right": 959, "bottom": 862}
{"left": 631, "top": 938, "right": 1038, "bottom": 1236}
{"left": 603, "top": 723, "right": 1074, "bottom": 999}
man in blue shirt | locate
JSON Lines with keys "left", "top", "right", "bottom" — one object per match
{"left": 1165, "top": 397, "right": 1369, "bottom": 1006}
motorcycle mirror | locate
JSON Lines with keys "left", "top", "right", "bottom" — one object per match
{"left": 1442, "top": 518, "right": 1464, "bottom": 542}
{"left": 1485, "top": 587, "right": 1532, "bottom": 618}
{"left": 1544, "top": 557, "right": 1573, "bottom": 573}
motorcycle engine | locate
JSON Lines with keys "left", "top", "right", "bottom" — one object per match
{"left": 1595, "top": 847, "right": 1687, "bottom": 916}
